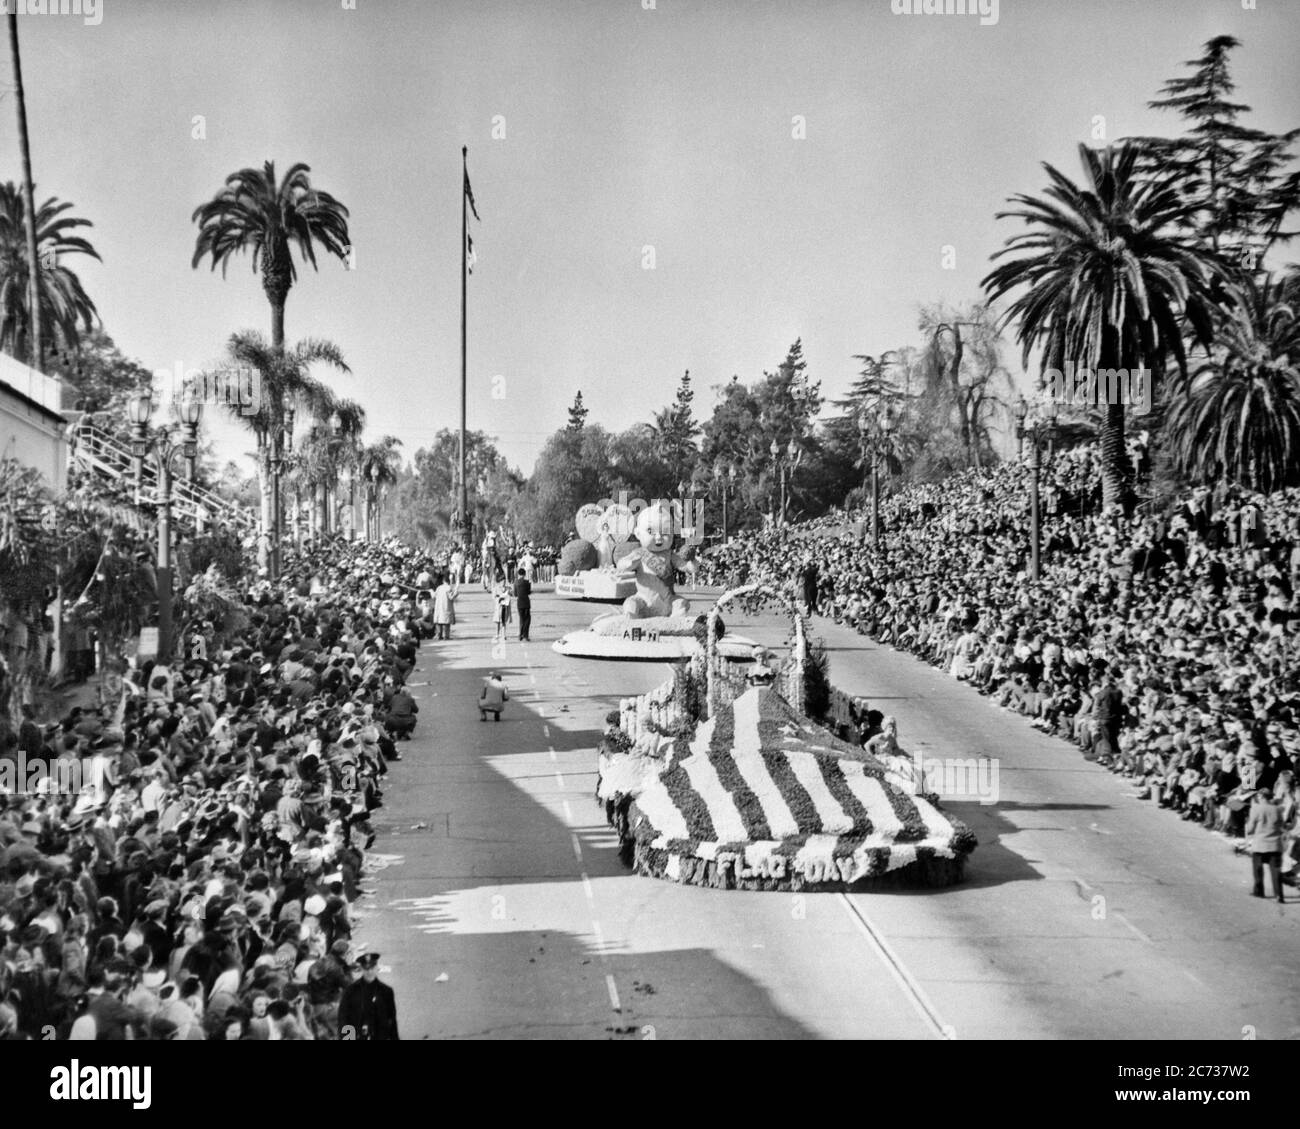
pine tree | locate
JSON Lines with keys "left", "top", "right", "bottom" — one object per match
{"left": 1142, "top": 35, "right": 1300, "bottom": 263}
{"left": 672, "top": 369, "right": 695, "bottom": 431}
{"left": 566, "top": 390, "right": 588, "bottom": 432}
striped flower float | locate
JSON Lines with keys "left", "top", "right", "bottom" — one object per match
{"left": 618, "top": 687, "right": 977, "bottom": 890}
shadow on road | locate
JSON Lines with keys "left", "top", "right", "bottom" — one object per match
{"left": 385, "top": 921, "right": 820, "bottom": 1040}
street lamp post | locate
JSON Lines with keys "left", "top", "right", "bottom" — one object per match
{"left": 1014, "top": 395, "right": 1057, "bottom": 582}
{"left": 858, "top": 405, "right": 895, "bottom": 550}
{"left": 369, "top": 463, "right": 380, "bottom": 542}
{"left": 714, "top": 458, "right": 737, "bottom": 544}
{"left": 128, "top": 390, "right": 202, "bottom": 661}
{"left": 769, "top": 438, "right": 803, "bottom": 525}
{"left": 268, "top": 404, "right": 294, "bottom": 581}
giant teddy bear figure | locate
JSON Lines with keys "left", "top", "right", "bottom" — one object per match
{"left": 617, "top": 500, "right": 695, "bottom": 619}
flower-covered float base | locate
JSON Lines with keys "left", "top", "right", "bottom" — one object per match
{"left": 598, "top": 686, "right": 976, "bottom": 891}
{"left": 628, "top": 837, "right": 967, "bottom": 891}
{"left": 555, "top": 613, "right": 759, "bottom": 662}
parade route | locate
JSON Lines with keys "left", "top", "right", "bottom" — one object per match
{"left": 357, "top": 588, "right": 1298, "bottom": 1041}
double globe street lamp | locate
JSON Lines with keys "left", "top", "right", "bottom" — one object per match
{"left": 1014, "top": 395, "right": 1058, "bottom": 582}
{"left": 712, "top": 458, "right": 738, "bottom": 545}
{"left": 857, "top": 404, "right": 895, "bottom": 550}
{"left": 127, "top": 390, "right": 203, "bottom": 660}
{"left": 769, "top": 437, "right": 801, "bottom": 526}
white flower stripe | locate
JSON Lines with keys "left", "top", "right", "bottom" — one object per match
{"left": 838, "top": 760, "right": 904, "bottom": 838}
{"left": 680, "top": 753, "right": 750, "bottom": 844}
{"left": 729, "top": 690, "right": 802, "bottom": 838}
{"left": 633, "top": 781, "right": 691, "bottom": 842}
{"left": 910, "top": 793, "right": 956, "bottom": 842}
{"left": 785, "top": 750, "right": 855, "bottom": 832}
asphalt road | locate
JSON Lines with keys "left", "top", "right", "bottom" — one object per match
{"left": 355, "top": 585, "right": 1298, "bottom": 1041}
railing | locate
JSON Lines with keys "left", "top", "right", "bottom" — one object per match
{"left": 618, "top": 675, "right": 684, "bottom": 741}
{"left": 68, "top": 421, "right": 256, "bottom": 534}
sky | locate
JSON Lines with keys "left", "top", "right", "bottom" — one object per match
{"left": 5, "top": 0, "right": 1300, "bottom": 476}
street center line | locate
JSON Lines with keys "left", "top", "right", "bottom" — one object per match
{"left": 837, "top": 894, "right": 952, "bottom": 1040}
{"left": 581, "top": 872, "right": 594, "bottom": 900}
{"left": 563, "top": 799, "right": 573, "bottom": 821}
{"left": 555, "top": 771, "right": 565, "bottom": 789}
{"left": 605, "top": 974, "right": 621, "bottom": 1012}
{"left": 543, "top": 724, "right": 551, "bottom": 739}
{"left": 570, "top": 833, "right": 583, "bottom": 862}
{"left": 1114, "top": 912, "right": 1152, "bottom": 944}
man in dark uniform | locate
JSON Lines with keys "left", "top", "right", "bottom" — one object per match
{"left": 1091, "top": 665, "right": 1125, "bottom": 764}
{"left": 513, "top": 571, "right": 532, "bottom": 642}
{"left": 338, "top": 951, "right": 399, "bottom": 1041}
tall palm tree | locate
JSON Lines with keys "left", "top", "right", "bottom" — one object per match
{"left": 206, "top": 331, "right": 349, "bottom": 559}
{"left": 191, "top": 161, "right": 349, "bottom": 352}
{"left": 0, "top": 183, "right": 100, "bottom": 363}
{"left": 1166, "top": 273, "right": 1300, "bottom": 492}
{"left": 357, "top": 435, "right": 402, "bottom": 541}
{"left": 983, "top": 142, "right": 1224, "bottom": 510}
{"left": 7, "top": 14, "right": 40, "bottom": 368}
{"left": 192, "top": 162, "right": 349, "bottom": 572}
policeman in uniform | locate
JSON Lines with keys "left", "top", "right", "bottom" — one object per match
{"left": 338, "top": 951, "right": 400, "bottom": 1040}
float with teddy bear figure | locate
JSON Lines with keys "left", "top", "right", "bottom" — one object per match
{"left": 554, "top": 497, "right": 759, "bottom": 661}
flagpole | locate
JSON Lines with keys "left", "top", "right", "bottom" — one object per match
{"left": 460, "top": 145, "right": 469, "bottom": 555}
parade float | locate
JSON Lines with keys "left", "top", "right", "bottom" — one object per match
{"left": 594, "top": 584, "right": 977, "bottom": 889}
{"left": 553, "top": 501, "right": 639, "bottom": 602}
{"left": 553, "top": 497, "right": 759, "bottom": 661}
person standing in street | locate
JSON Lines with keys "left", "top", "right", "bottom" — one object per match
{"left": 518, "top": 543, "right": 537, "bottom": 583}
{"left": 799, "top": 552, "right": 819, "bottom": 616}
{"left": 1091, "top": 665, "right": 1124, "bottom": 764}
{"left": 1245, "top": 788, "right": 1285, "bottom": 902}
{"left": 514, "top": 569, "right": 532, "bottom": 642}
{"left": 338, "top": 952, "right": 399, "bottom": 1041}
{"left": 433, "top": 574, "right": 456, "bottom": 641}
{"left": 492, "top": 573, "right": 512, "bottom": 641}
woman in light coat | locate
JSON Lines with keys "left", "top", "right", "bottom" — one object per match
{"left": 433, "top": 575, "right": 457, "bottom": 641}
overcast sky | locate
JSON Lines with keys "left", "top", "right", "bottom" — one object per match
{"left": 7, "top": 0, "right": 1299, "bottom": 475}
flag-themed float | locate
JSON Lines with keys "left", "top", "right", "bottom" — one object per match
{"left": 596, "top": 584, "right": 977, "bottom": 889}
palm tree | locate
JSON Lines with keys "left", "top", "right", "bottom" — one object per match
{"left": 1166, "top": 273, "right": 1300, "bottom": 492}
{"left": 983, "top": 142, "right": 1224, "bottom": 510}
{"left": 357, "top": 435, "right": 402, "bottom": 541}
{"left": 7, "top": 14, "right": 40, "bottom": 368}
{"left": 205, "top": 331, "right": 349, "bottom": 562}
{"left": 191, "top": 161, "right": 349, "bottom": 351}
{"left": 0, "top": 183, "right": 100, "bottom": 363}
{"left": 298, "top": 398, "right": 365, "bottom": 538}
{"left": 192, "top": 162, "right": 349, "bottom": 574}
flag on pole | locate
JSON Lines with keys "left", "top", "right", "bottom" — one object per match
{"left": 464, "top": 168, "right": 480, "bottom": 222}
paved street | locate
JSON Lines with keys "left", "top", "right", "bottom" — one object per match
{"left": 357, "top": 587, "right": 1299, "bottom": 1040}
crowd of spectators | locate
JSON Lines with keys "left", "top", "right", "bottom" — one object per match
{"left": 0, "top": 536, "right": 451, "bottom": 1040}
{"left": 700, "top": 443, "right": 1300, "bottom": 878}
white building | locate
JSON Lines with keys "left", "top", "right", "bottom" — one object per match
{"left": 0, "top": 350, "right": 66, "bottom": 490}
